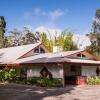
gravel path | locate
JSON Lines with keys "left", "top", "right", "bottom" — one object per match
{"left": 0, "top": 84, "right": 100, "bottom": 100}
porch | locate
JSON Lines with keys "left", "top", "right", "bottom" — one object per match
{"left": 0, "top": 60, "right": 99, "bottom": 87}
{"left": 20, "top": 63, "right": 98, "bottom": 86}
{"left": 63, "top": 64, "right": 86, "bottom": 85}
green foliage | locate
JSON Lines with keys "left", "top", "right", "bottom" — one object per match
{"left": 27, "top": 77, "right": 62, "bottom": 87}
{"left": 7, "top": 27, "right": 38, "bottom": 46}
{"left": 0, "top": 16, "right": 6, "bottom": 48}
{"left": 10, "top": 77, "right": 62, "bottom": 87}
{"left": 0, "top": 70, "right": 5, "bottom": 82}
{"left": 25, "top": 32, "right": 35, "bottom": 44}
{"left": 0, "top": 19, "right": 78, "bottom": 52}
{"left": 41, "top": 32, "right": 53, "bottom": 52}
{"left": 5, "top": 26, "right": 78, "bottom": 52}
{"left": 4, "top": 37, "right": 10, "bottom": 47}
{"left": 56, "top": 32, "right": 78, "bottom": 51}
{"left": 0, "top": 67, "right": 62, "bottom": 87}
{"left": 0, "top": 67, "right": 17, "bottom": 82}
{"left": 86, "top": 76, "right": 100, "bottom": 85}
{"left": 87, "top": 9, "right": 100, "bottom": 56}
{"left": 8, "top": 29, "right": 22, "bottom": 46}
{"left": 23, "top": 27, "right": 37, "bottom": 44}
{"left": 14, "top": 76, "right": 27, "bottom": 84}
{"left": 96, "top": 9, "right": 100, "bottom": 19}
{"left": 41, "top": 31, "right": 77, "bottom": 52}
{"left": 56, "top": 34, "right": 65, "bottom": 47}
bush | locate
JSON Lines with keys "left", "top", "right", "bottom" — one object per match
{"left": 0, "top": 67, "right": 62, "bottom": 87}
{"left": 14, "top": 77, "right": 62, "bottom": 87}
{"left": 0, "top": 68, "right": 17, "bottom": 83}
{"left": 27, "top": 77, "right": 39, "bottom": 85}
{"left": 27, "top": 77, "right": 62, "bottom": 87}
{"left": 0, "top": 70, "right": 5, "bottom": 82}
{"left": 86, "top": 76, "right": 100, "bottom": 85}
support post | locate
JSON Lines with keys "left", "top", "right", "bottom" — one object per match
{"left": 57, "top": 63, "right": 65, "bottom": 87}
{"left": 62, "top": 63, "right": 65, "bottom": 87}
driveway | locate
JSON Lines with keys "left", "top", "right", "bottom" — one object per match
{"left": 0, "top": 84, "right": 100, "bottom": 100}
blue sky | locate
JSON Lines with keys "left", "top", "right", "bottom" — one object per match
{"left": 0, "top": 0, "right": 100, "bottom": 35}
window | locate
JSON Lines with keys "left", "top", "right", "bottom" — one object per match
{"left": 40, "top": 47, "right": 45, "bottom": 53}
{"left": 34, "top": 48, "right": 39, "bottom": 53}
{"left": 34, "top": 47, "right": 45, "bottom": 53}
{"left": 77, "top": 53, "right": 86, "bottom": 58}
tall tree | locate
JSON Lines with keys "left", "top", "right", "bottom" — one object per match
{"left": 7, "top": 27, "right": 41, "bottom": 47}
{"left": 9, "top": 29, "right": 22, "bottom": 46}
{"left": 23, "top": 27, "right": 37, "bottom": 44}
{"left": 4, "top": 37, "right": 10, "bottom": 47}
{"left": 41, "top": 32, "right": 53, "bottom": 52}
{"left": 0, "top": 16, "right": 6, "bottom": 48}
{"left": 56, "top": 32, "right": 77, "bottom": 51}
{"left": 87, "top": 9, "right": 100, "bottom": 56}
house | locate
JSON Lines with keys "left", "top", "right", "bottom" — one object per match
{"left": 0, "top": 42, "right": 100, "bottom": 86}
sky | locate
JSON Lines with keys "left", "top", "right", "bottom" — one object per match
{"left": 0, "top": 0, "right": 100, "bottom": 35}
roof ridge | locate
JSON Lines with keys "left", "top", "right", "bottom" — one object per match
{"left": 0, "top": 42, "right": 41, "bottom": 50}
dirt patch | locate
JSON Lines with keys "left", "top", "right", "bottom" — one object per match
{"left": 0, "top": 84, "right": 100, "bottom": 100}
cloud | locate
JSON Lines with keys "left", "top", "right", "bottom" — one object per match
{"left": 23, "top": 7, "right": 68, "bottom": 28}
{"left": 33, "top": 7, "right": 46, "bottom": 16}
{"left": 24, "top": 7, "right": 66, "bottom": 20}
{"left": 49, "top": 9, "right": 65, "bottom": 20}
{"left": 33, "top": 8, "right": 65, "bottom": 20}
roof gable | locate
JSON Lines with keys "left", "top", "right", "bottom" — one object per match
{"left": 18, "top": 44, "right": 50, "bottom": 59}
{"left": 64, "top": 50, "right": 98, "bottom": 60}
{"left": 0, "top": 42, "right": 42, "bottom": 63}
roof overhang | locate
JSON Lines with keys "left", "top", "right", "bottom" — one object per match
{"left": 0, "top": 60, "right": 100, "bottom": 67}
{"left": 0, "top": 63, "right": 20, "bottom": 67}
{"left": 9, "top": 57, "right": 100, "bottom": 66}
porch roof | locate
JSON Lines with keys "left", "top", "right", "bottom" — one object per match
{"left": 6, "top": 53, "right": 97, "bottom": 66}
{"left": 0, "top": 58, "right": 100, "bottom": 66}
{"left": 19, "top": 57, "right": 100, "bottom": 65}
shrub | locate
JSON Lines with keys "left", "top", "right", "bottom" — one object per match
{"left": 0, "top": 67, "right": 17, "bottom": 82}
{"left": 0, "top": 70, "right": 5, "bottom": 82}
{"left": 0, "top": 67, "right": 62, "bottom": 87}
{"left": 27, "top": 77, "right": 39, "bottom": 85}
{"left": 27, "top": 77, "right": 62, "bottom": 87}
{"left": 86, "top": 76, "right": 100, "bottom": 85}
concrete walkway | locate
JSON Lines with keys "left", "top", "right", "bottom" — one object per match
{"left": 0, "top": 84, "right": 100, "bottom": 100}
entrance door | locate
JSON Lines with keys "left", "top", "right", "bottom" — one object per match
{"left": 64, "top": 64, "right": 81, "bottom": 85}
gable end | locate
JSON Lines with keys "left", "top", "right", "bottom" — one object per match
{"left": 64, "top": 50, "right": 98, "bottom": 60}
{"left": 17, "top": 43, "right": 50, "bottom": 59}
